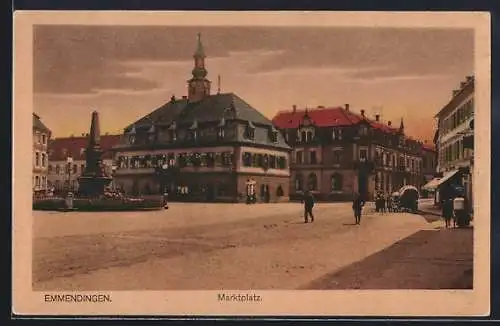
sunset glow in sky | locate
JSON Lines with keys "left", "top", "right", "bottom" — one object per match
{"left": 33, "top": 25, "right": 474, "bottom": 142}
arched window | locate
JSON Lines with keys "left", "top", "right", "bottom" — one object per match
{"left": 307, "top": 173, "right": 318, "bottom": 191}
{"left": 294, "top": 173, "right": 304, "bottom": 191}
{"left": 306, "top": 131, "right": 313, "bottom": 142}
{"left": 301, "top": 131, "right": 307, "bottom": 142}
{"left": 331, "top": 173, "right": 343, "bottom": 191}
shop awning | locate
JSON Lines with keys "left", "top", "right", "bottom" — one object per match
{"left": 435, "top": 169, "right": 460, "bottom": 187}
{"left": 421, "top": 178, "right": 441, "bottom": 191}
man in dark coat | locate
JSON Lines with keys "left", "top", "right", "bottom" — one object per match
{"left": 352, "top": 192, "right": 365, "bottom": 225}
{"left": 302, "top": 190, "right": 315, "bottom": 223}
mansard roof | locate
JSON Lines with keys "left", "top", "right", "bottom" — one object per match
{"left": 123, "top": 92, "right": 290, "bottom": 149}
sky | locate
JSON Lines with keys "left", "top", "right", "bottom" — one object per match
{"left": 33, "top": 25, "right": 474, "bottom": 142}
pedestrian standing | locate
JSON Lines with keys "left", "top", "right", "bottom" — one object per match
{"left": 352, "top": 192, "right": 364, "bottom": 225}
{"left": 302, "top": 190, "right": 315, "bottom": 223}
{"left": 442, "top": 197, "right": 454, "bottom": 228}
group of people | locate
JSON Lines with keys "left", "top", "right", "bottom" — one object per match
{"left": 374, "top": 192, "right": 399, "bottom": 213}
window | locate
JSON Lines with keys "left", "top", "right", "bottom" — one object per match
{"left": 359, "top": 125, "right": 368, "bottom": 136}
{"left": 188, "top": 130, "right": 197, "bottom": 141}
{"left": 296, "top": 151, "right": 303, "bottom": 164}
{"left": 35, "top": 152, "right": 40, "bottom": 167}
{"left": 306, "top": 131, "right": 313, "bottom": 142}
{"left": 73, "top": 164, "right": 77, "bottom": 174}
{"left": 245, "top": 123, "right": 255, "bottom": 140}
{"left": 41, "top": 153, "right": 46, "bottom": 167}
{"left": 307, "top": 173, "right": 318, "bottom": 191}
{"left": 332, "top": 149, "right": 342, "bottom": 164}
{"left": 81, "top": 164, "right": 85, "bottom": 172}
{"left": 35, "top": 176, "right": 40, "bottom": 187}
{"left": 269, "top": 129, "right": 278, "bottom": 143}
{"left": 242, "top": 152, "right": 252, "bottom": 167}
{"left": 55, "top": 165, "right": 60, "bottom": 174}
{"left": 359, "top": 149, "right": 368, "bottom": 161}
{"left": 37, "top": 133, "right": 41, "bottom": 144}
{"left": 42, "top": 134, "right": 47, "bottom": 144}
{"left": 218, "top": 127, "right": 225, "bottom": 140}
{"left": 309, "top": 150, "right": 317, "bottom": 164}
{"left": 331, "top": 173, "right": 343, "bottom": 191}
{"left": 294, "top": 173, "right": 304, "bottom": 191}
{"left": 169, "top": 130, "right": 176, "bottom": 142}
{"left": 269, "top": 155, "right": 277, "bottom": 169}
{"left": 48, "top": 164, "right": 53, "bottom": 173}
{"left": 301, "top": 131, "right": 307, "bottom": 142}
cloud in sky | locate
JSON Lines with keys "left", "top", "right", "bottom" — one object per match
{"left": 34, "top": 26, "right": 473, "bottom": 95}
{"left": 33, "top": 25, "right": 474, "bottom": 142}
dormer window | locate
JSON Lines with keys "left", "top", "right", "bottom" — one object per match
{"left": 128, "top": 125, "right": 137, "bottom": 144}
{"left": 168, "top": 122, "right": 177, "bottom": 142}
{"left": 148, "top": 124, "right": 156, "bottom": 143}
{"left": 245, "top": 121, "right": 255, "bottom": 140}
{"left": 359, "top": 125, "right": 368, "bottom": 136}
{"left": 269, "top": 126, "right": 279, "bottom": 143}
{"left": 189, "top": 120, "right": 198, "bottom": 141}
{"left": 332, "top": 128, "right": 342, "bottom": 140}
{"left": 218, "top": 118, "right": 226, "bottom": 140}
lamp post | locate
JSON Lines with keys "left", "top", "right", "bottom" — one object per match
{"left": 66, "top": 155, "right": 73, "bottom": 192}
{"left": 111, "top": 165, "right": 117, "bottom": 191}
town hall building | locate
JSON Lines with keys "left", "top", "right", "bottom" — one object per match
{"left": 112, "top": 34, "right": 291, "bottom": 202}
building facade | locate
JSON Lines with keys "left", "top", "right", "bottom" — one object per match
{"left": 112, "top": 34, "right": 291, "bottom": 202}
{"left": 32, "top": 113, "right": 51, "bottom": 192}
{"left": 431, "top": 75, "right": 474, "bottom": 209}
{"left": 272, "top": 105, "right": 427, "bottom": 201}
{"left": 47, "top": 134, "right": 121, "bottom": 192}
{"left": 420, "top": 143, "right": 437, "bottom": 197}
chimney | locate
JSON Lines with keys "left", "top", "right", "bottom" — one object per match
{"left": 460, "top": 82, "right": 466, "bottom": 88}
{"left": 170, "top": 95, "right": 176, "bottom": 102}
{"left": 466, "top": 75, "right": 473, "bottom": 82}
{"left": 452, "top": 89, "right": 460, "bottom": 97}
{"left": 375, "top": 114, "right": 380, "bottom": 122}
{"left": 182, "top": 95, "right": 187, "bottom": 100}
{"left": 388, "top": 121, "right": 392, "bottom": 127}
{"left": 292, "top": 105, "right": 297, "bottom": 113}
{"left": 81, "top": 133, "right": 85, "bottom": 137}
{"left": 345, "top": 104, "right": 350, "bottom": 111}
{"left": 360, "top": 109, "right": 365, "bottom": 117}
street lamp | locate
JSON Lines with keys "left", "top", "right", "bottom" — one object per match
{"left": 66, "top": 155, "right": 73, "bottom": 192}
{"left": 111, "top": 165, "right": 117, "bottom": 191}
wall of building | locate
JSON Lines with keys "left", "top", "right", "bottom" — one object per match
{"left": 47, "top": 159, "right": 114, "bottom": 190}
{"left": 33, "top": 128, "right": 50, "bottom": 191}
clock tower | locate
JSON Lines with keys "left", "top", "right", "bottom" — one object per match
{"left": 187, "top": 33, "right": 211, "bottom": 103}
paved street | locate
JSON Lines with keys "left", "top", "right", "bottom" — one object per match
{"left": 32, "top": 202, "right": 472, "bottom": 291}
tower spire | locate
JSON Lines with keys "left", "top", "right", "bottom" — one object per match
{"left": 194, "top": 33, "right": 205, "bottom": 58}
{"left": 217, "top": 74, "right": 221, "bottom": 94}
{"left": 188, "top": 33, "right": 211, "bottom": 102}
{"left": 399, "top": 117, "right": 405, "bottom": 132}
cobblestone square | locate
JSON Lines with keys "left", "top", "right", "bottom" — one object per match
{"left": 33, "top": 202, "right": 473, "bottom": 291}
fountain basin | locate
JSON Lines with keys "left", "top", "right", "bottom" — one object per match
{"left": 33, "top": 195, "right": 166, "bottom": 212}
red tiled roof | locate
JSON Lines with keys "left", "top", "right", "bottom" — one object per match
{"left": 272, "top": 107, "right": 399, "bottom": 134}
{"left": 48, "top": 135, "right": 121, "bottom": 161}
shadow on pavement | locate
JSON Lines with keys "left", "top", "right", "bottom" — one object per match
{"left": 300, "top": 227, "right": 473, "bottom": 290}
